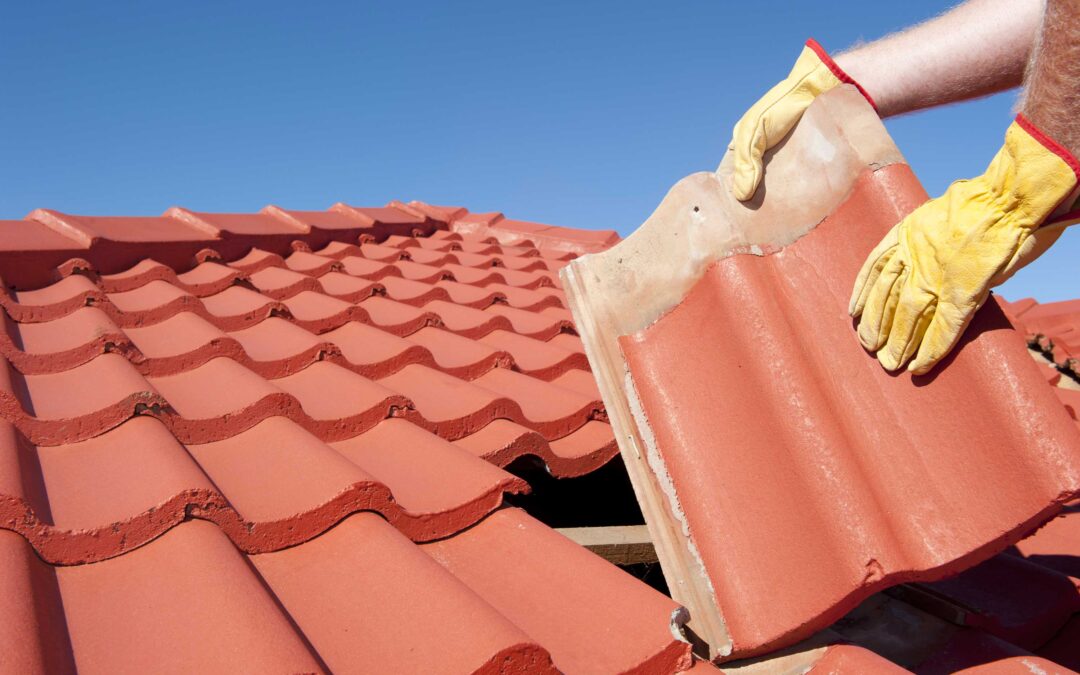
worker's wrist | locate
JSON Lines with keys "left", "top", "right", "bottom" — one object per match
{"left": 1014, "top": 113, "right": 1080, "bottom": 224}
{"left": 831, "top": 50, "right": 881, "bottom": 113}
{"left": 808, "top": 40, "right": 877, "bottom": 112}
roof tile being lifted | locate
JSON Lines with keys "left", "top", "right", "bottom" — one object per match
{"left": 561, "top": 87, "right": 1080, "bottom": 661}
{"left": 0, "top": 201, "right": 694, "bottom": 672}
{"left": 697, "top": 317, "right": 1080, "bottom": 674}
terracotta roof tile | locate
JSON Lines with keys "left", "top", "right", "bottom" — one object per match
{"left": 2, "top": 307, "right": 130, "bottom": 374}
{"left": 173, "top": 208, "right": 307, "bottom": 236}
{"left": 421, "top": 508, "right": 691, "bottom": 674}
{"left": 478, "top": 328, "right": 589, "bottom": 380}
{"left": 4, "top": 275, "right": 105, "bottom": 322}
{"left": 198, "top": 285, "right": 286, "bottom": 329}
{"left": 29, "top": 210, "right": 212, "bottom": 244}
{"left": 563, "top": 89, "right": 1080, "bottom": 663}
{"left": 434, "top": 278, "right": 506, "bottom": 307}
{"left": 614, "top": 168, "right": 1080, "bottom": 657}
{"left": 337, "top": 254, "right": 401, "bottom": 279}
{"left": 96, "top": 258, "right": 243, "bottom": 295}
{"left": 805, "top": 644, "right": 910, "bottom": 673}
{"left": 485, "top": 302, "right": 574, "bottom": 339}
{"left": 225, "top": 247, "right": 286, "bottom": 274}
{"left": 393, "top": 258, "right": 451, "bottom": 282}
{"left": 379, "top": 275, "right": 450, "bottom": 305}
{"left": 405, "top": 325, "right": 512, "bottom": 377}
{"left": 22, "top": 522, "right": 323, "bottom": 672}
{"left": 123, "top": 311, "right": 241, "bottom": 375}
{"left": 247, "top": 265, "right": 321, "bottom": 299}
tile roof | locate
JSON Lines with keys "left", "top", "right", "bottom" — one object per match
{"left": 1001, "top": 297, "right": 1080, "bottom": 382}
{"left": 561, "top": 87, "right": 1080, "bottom": 665}
{"left": 0, "top": 202, "right": 695, "bottom": 672}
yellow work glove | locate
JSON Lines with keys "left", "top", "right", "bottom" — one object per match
{"left": 729, "top": 39, "right": 876, "bottom": 201}
{"left": 850, "top": 115, "right": 1080, "bottom": 375}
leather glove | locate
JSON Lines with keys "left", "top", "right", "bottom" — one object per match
{"left": 729, "top": 39, "right": 876, "bottom": 201}
{"left": 850, "top": 115, "right": 1080, "bottom": 374}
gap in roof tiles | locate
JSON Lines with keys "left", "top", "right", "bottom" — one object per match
{"left": 504, "top": 454, "right": 644, "bottom": 529}
{"left": 502, "top": 453, "right": 675, "bottom": 597}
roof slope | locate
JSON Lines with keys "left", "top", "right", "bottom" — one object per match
{"left": 562, "top": 86, "right": 1080, "bottom": 661}
{"left": 0, "top": 202, "right": 693, "bottom": 673}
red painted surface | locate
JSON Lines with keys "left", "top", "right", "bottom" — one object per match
{"left": 0, "top": 202, "right": 697, "bottom": 672}
{"left": 620, "top": 165, "right": 1080, "bottom": 658}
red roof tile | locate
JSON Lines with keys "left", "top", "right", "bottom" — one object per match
{"left": 562, "top": 87, "right": 1080, "bottom": 663}
{"left": 0, "top": 200, "right": 701, "bottom": 672}
{"left": 617, "top": 166, "right": 1080, "bottom": 659}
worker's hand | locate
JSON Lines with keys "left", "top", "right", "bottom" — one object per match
{"left": 850, "top": 115, "right": 1080, "bottom": 375}
{"left": 729, "top": 39, "right": 876, "bottom": 201}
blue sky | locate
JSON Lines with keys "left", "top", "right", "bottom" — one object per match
{"left": 1, "top": 1, "right": 1075, "bottom": 301}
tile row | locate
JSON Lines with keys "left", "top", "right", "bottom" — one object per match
{"left": 0, "top": 198, "right": 617, "bottom": 292}
{"left": 0, "top": 351, "right": 604, "bottom": 447}
{"left": 0, "top": 414, "right": 526, "bottom": 563}
{"left": 2, "top": 507, "right": 690, "bottom": 674}
{"left": 3, "top": 260, "right": 570, "bottom": 335}
{"left": 2, "top": 305, "right": 587, "bottom": 382}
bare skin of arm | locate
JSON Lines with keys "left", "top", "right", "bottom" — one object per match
{"left": 1021, "top": 0, "right": 1080, "bottom": 158}
{"left": 834, "top": 0, "right": 1044, "bottom": 118}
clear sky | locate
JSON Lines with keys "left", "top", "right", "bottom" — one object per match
{"left": 1, "top": 1, "right": 1075, "bottom": 301}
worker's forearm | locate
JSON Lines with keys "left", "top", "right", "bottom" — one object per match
{"left": 834, "top": 0, "right": 1043, "bottom": 118}
{"left": 1021, "top": 0, "right": 1080, "bottom": 159}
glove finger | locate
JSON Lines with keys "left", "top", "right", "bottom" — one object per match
{"left": 878, "top": 283, "right": 936, "bottom": 372}
{"left": 730, "top": 74, "right": 813, "bottom": 201}
{"left": 856, "top": 254, "right": 905, "bottom": 352}
{"left": 731, "top": 114, "right": 769, "bottom": 201}
{"left": 849, "top": 226, "right": 900, "bottom": 317}
{"left": 908, "top": 298, "right": 981, "bottom": 375}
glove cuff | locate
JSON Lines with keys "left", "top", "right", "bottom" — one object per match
{"left": 806, "top": 39, "right": 878, "bottom": 112}
{"left": 1016, "top": 114, "right": 1080, "bottom": 227}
